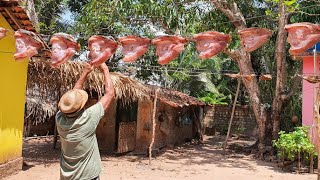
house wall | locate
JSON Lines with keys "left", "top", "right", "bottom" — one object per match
{"left": 204, "top": 105, "right": 257, "bottom": 136}
{"left": 135, "top": 99, "right": 153, "bottom": 153}
{"left": 0, "top": 14, "right": 28, "bottom": 177}
{"left": 91, "top": 98, "right": 117, "bottom": 153}
{"left": 302, "top": 56, "right": 320, "bottom": 146}
{"left": 157, "top": 103, "right": 194, "bottom": 147}
{"left": 135, "top": 99, "right": 198, "bottom": 154}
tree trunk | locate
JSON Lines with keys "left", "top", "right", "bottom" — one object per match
{"left": 23, "top": 0, "right": 39, "bottom": 29}
{"left": 271, "top": 1, "right": 289, "bottom": 140}
{"left": 237, "top": 51, "right": 268, "bottom": 154}
{"left": 211, "top": 1, "right": 269, "bottom": 154}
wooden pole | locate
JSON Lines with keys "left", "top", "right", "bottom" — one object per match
{"left": 312, "top": 45, "right": 320, "bottom": 179}
{"left": 53, "top": 83, "right": 61, "bottom": 149}
{"left": 149, "top": 88, "right": 159, "bottom": 165}
{"left": 223, "top": 79, "right": 241, "bottom": 155}
{"left": 315, "top": 89, "right": 320, "bottom": 180}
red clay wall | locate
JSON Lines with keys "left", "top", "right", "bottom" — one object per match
{"left": 135, "top": 99, "right": 199, "bottom": 153}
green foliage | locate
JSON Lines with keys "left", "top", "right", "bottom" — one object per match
{"left": 272, "top": 127, "right": 316, "bottom": 161}
{"left": 33, "top": 0, "right": 319, "bottom": 134}
{"left": 235, "top": 127, "right": 246, "bottom": 135}
{"left": 199, "top": 92, "right": 228, "bottom": 105}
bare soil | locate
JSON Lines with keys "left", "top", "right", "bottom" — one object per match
{"left": 4, "top": 135, "right": 317, "bottom": 180}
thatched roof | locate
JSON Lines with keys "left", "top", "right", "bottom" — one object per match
{"left": 27, "top": 59, "right": 150, "bottom": 123}
{"left": 27, "top": 59, "right": 206, "bottom": 123}
{"left": 148, "top": 85, "right": 206, "bottom": 108}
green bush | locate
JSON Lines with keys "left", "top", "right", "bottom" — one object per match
{"left": 272, "top": 126, "right": 316, "bottom": 161}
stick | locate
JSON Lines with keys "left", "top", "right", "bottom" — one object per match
{"left": 314, "top": 46, "right": 320, "bottom": 180}
{"left": 223, "top": 79, "right": 241, "bottom": 155}
{"left": 149, "top": 88, "right": 159, "bottom": 165}
{"left": 315, "top": 87, "right": 320, "bottom": 179}
{"left": 53, "top": 123, "right": 57, "bottom": 149}
{"left": 53, "top": 83, "right": 61, "bottom": 149}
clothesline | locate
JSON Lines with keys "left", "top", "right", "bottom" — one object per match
{"left": 3, "top": 4, "right": 319, "bottom": 38}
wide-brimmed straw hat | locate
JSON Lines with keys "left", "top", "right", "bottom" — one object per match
{"left": 58, "top": 89, "right": 88, "bottom": 114}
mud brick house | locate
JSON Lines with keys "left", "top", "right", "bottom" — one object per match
{"left": 26, "top": 60, "right": 207, "bottom": 154}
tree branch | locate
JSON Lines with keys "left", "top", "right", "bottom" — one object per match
{"left": 281, "top": 68, "right": 302, "bottom": 101}
{"left": 159, "top": 18, "right": 174, "bottom": 34}
{"left": 210, "top": 0, "right": 246, "bottom": 30}
{"left": 222, "top": 49, "right": 240, "bottom": 60}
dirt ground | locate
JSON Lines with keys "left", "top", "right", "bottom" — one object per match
{"left": 4, "top": 135, "right": 317, "bottom": 180}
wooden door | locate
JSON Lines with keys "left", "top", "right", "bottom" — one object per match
{"left": 117, "top": 121, "right": 136, "bottom": 153}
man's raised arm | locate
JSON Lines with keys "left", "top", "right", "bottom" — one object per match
{"left": 98, "top": 63, "right": 115, "bottom": 110}
{"left": 73, "top": 63, "right": 93, "bottom": 90}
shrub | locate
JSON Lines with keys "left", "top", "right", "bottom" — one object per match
{"left": 272, "top": 126, "right": 316, "bottom": 172}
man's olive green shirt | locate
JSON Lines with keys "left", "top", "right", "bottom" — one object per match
{"left": 56, "top": 102, "right": 104, "bottom": 180}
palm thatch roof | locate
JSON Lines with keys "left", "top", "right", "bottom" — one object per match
{"left": 27, "top": 59, "right": 206, "bottom": 124}
{"left": 148, "top": 85, "right": 206, "bottom": 108}
{"left": 27, "top": 59, "right": 150, "bottom": 123}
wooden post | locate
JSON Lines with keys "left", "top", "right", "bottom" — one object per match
{"left": 53, "top": 82, "right": 61, "bottom": 149}
{"left": 315, "top": 47, "right": 320, "bottom": 180}
{"left": 149, "top": 88, "right": 159, "bottom": 165}
{"left": 315, "top": 88, "right": 320, "bottom": 179}
{"left": 223, "top": 79, "right": 241, "bottom": 155}
{"left": 53, "top": 123, "right": 57, "bottom": 149}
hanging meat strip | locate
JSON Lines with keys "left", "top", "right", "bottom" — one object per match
{"left": 225, "top": 73, "right": 255, "bottom": 81}
{"left": 0, "top": 27, "right": 8, "bottom": 40}
{"left": 193, "top": 31, "right": 231, "bottom": 59}
{"left": 50, "top": 33, "right": 80, "bottom": 67}
{"left": 88, "top": 35, "right": 118, "bottom": 66}
{"left": 238, "top": 27, "right": 272, "bottom": 52}
{"left": 14, "top": 29, "right": 43, "bottom": 61}
{"left": 259, "top": 74, "right": 272, "bottom": 81}
{"left": 285, "top": 22, "right": 320, "bottom": 55}
{"left": 225, "top": 73, "right": 241, "bottom": 79}
{"left": 152, "top": 35, "right": 187, "bottom": 65}
{"left": 118, "top": 35, "right": 150, "bottom": 63}
{"left": 300, "top": 75, "right": 320, "bottom": 84}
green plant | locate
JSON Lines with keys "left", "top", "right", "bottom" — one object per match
{"left": 272, "top": 126, "right": 316, "bottom": 173}
{"left": 199, "top": 92, "right": 228, "bottom": 105}
{"left": 235, "top": 127, "right": 245, "bottom": 135}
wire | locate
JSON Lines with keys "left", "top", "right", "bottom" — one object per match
{"left": 3, "top": 3, "right": 319, "bottom": 37}
{"left": 0, "top": 49, "right": 309, "bottom": 78}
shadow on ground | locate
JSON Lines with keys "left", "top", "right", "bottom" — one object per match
{"left": 21, "top": 135, "right": 288, "bottom": 174}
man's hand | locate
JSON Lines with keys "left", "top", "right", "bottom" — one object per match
{"left": 73, "top": 63, "right": 93, "bottom": 90}
{"left": 83, "top": 62, "right": 94, "bottom": 74}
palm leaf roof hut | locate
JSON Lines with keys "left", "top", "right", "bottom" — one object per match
{"left": 26, "top": 59, "right": 207, "bottom": 153}
{"left": 26, "top": 59, "right": 149, "bottom": 123}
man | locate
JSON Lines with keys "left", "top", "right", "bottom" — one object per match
{"left": 56, "top": 63, "right": 114, "bottom": 180}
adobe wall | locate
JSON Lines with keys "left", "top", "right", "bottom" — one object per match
{"left": 135, "top": 99, "right": 153, "bottom": 153}
{"left": 204, "top": 105, "right": 257, "bottom": 137}
{"left": 135, "top": 99, "right": 199, "bottom": 153}
{"left": 95, "top": 98, "right": 117, "bottom": 153}
{"left": 154, "top": 102, "right": 198, "bottom": 149}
